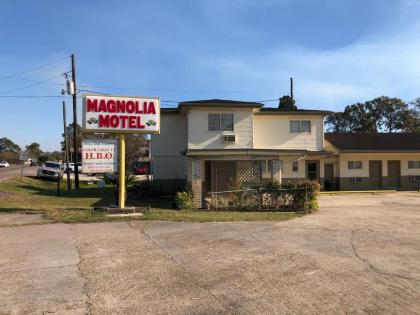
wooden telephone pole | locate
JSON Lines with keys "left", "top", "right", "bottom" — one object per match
{"left": 63, "top": 101, "right": 71, "bottom": 190}
{"left": 71, "top": 54, "right": 80, "bottom": 189}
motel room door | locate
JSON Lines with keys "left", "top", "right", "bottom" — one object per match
{"left": 324, "top": 163, "right": 334, "bottom": 181}
{"left": 306, "top": 160, "right": 320, "bottom": 181}
{"left": 369, "top": 160, "right": 382, "bottom": 188}
{"left": 387, "top": 160, "right": 401, "bottom": 189}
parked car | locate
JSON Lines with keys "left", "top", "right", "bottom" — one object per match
{"left": 133, "top": 165, "right": 149, "bottom": 175}
{"left": 67, "top": 162, "right": 82, "bottom": 172}
{"left": 36, "top": 161, "right": 65, "bottom": 180}
{"left": 0, "top": 161, "right": 10, "bottom": 168}
{"left": 30, "top": 160, "right": 37, "bottom": 166}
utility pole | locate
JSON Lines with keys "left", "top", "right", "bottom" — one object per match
{"left": 63, "top": 101, "right": 71, "bottom": 190}
{"left": 71, "top": 54, "right": 80, "bottom": 189}
{"left": 290, "top": 77, "right": 294, "bottom": 101}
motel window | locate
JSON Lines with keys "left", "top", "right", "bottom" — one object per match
{"left": 262, "top": 160, "right": 273, "bottom": 173}
{"left": 351, "top": 177, "right": 362, "bottom": 184}
{"left": 290, "top": 120, "right": 311, "bottom": 133}
{"left": 408, "top": 161, "right": 420, "bottom": 169}
{"left": 292, "top": 161, "right": 299, "bottom": 172}
{"left": 208, "top": 113, "right": 234, "bottom": 131}
{"left": 348, "top": 161, "right": 362, "bottom": 169}
{"left": 410, "top": 175, "right": 420, "bottom": 182}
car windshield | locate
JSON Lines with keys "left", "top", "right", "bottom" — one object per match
{"left": 0, "top": 161, "right": 6, "bottom": 163}
{"left": 45, "top": 162, "right": 60, "bottom": 169}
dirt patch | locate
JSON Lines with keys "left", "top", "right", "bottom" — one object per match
{"left": 0, "top": 190, "right": 11, "bottom": 197}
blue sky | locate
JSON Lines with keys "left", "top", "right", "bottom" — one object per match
{"left": 1, "top": 0, "right": 420, "bottom": 151}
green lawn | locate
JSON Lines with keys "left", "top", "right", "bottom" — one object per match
{"left": 0, "top": 176, "right": 301, "bottom": 223}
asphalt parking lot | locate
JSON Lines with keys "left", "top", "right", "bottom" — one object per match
{"left": 0, "top": 192, "right": 419, "bottom": 314}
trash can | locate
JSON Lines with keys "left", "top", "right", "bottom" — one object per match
{"left": 325, "top": 180, "right": 337, "bottom": 191}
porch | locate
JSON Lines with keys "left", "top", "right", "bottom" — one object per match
{"left": 186, "top": 149, "right": 336, "bottom": 208}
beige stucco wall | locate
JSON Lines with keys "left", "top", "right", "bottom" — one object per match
{"left": 253, "top": 115, "right": 324, "bottom": 151}
{"left": 339, "top": 153, "right": 420, "bottom": 177}
{"left": 151, "top": 113, "right": 187, "bottom": 180}
{"left": 187, "top": 107, "right": 254, "bottom": 149}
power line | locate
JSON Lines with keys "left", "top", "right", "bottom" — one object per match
{"left": 0, "top": 74, "right": 66, "bottom": 95}
{"left": 0, "top": 95, "right": 66, "bottom": 98}
{"left": 0, "top": 76, "right": 65, "bottom": 86}
{"left": 76, "top": 84, "right": 269, "bottom": 95}
{"left": 0, "top": 56, "right": 69, "bottom": 82}
{"left": 0, "top": 95, "right": 280, "bottom": 105}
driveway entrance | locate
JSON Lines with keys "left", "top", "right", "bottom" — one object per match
{"left": 1, "top": 192, "right": 419, "bottom": 314}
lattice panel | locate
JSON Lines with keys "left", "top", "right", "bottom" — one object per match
{"left": 210, "top": 160, "right": 263, "bottom": 192}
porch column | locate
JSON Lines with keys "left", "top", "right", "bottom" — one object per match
{"left": 273, "top": 160, "right": 282, "bottom": 183}
{"left": 191, "top": 159, "right": 202, "bottom": 209}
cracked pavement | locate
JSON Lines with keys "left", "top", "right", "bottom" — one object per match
{"left": 0, "top": 192, "right": 419, "bottom": 314}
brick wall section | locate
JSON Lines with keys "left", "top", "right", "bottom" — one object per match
{"left": 191, "top": 179, "right": 202, "bottom": 208}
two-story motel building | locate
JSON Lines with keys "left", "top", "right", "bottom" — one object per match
{"left": 151, "top": 99, "right": 420, "bottom": 207}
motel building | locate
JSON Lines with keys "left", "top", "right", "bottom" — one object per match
{"left": 151, "top": 99, "right": 420, "bottom": 208}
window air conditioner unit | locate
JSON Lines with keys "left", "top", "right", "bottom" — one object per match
{"left": 223, "top": 134, "right": 236, "bottom": 142}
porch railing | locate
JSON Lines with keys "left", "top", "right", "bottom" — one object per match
{"left": 209, "top": 187, "right": 307, "bottom": 211}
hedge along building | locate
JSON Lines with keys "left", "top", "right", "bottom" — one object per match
{"left": 151, "top": 99, "right": 333, "bottom": 208}
{"left": 324, "top": 133, "right": 420, "bottom": 191}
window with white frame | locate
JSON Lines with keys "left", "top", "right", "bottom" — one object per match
{"left": 208, "top": 113, "right": 234, "bottom": 131}
{"left": 290, "top": 120, "right": 311, "bottom": 133}
{"left": 292, "top": 161, "right": 299, "bottom": 172}
{"left": 410, "top": 175, "right": 420, "bottom": 182}
{"left": 351, "top": 177, "right": 362, "bottom": 184}
{"left": 408, "top": 161, "right": 420, "bottom": 169}
{"left": 348, "top": 161, "right": 362, "bottom": 169}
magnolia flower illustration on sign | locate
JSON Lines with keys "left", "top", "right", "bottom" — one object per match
{"left": 87, "top": 117, "right": 99, "bottom": 125}
{"left": 146, "top": 119, "right": 156, "bottom": 126}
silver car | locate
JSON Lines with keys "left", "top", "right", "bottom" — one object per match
{"left": 37, "top": 161, "right": 64, "bottom": 180}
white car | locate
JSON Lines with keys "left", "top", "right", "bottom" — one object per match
{"left": 37, "top": 161, "right": 65, "bottom": 180}
{"left": 67, "top": 162, "right": 82, "bottom": 172}
{"left": 0, "top": 161, "right": 10, "bottom": 168}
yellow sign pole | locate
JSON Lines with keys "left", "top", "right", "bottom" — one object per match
{"left": 118, "top": 134, "right": 126, "bottom": 208}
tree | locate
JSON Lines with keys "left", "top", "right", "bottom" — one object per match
{"left": 278, "top": 95, "right": 297, "bottom": 110}
{"left": 125, "top": 134, "right": 148, "bottom": 168}
{"left": 325, "top": 96, "right": 420, "bottom": 133}
{"left": 26, "top": 142, "right": 42, "bottom": 159}
{"left": 0, "top": 137, "right": 21, "bottom": 152}
{"left": 61, "top": 122, "right": 83, "bottom": 151}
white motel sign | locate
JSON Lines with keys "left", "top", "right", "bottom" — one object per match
{"left": 81, "top": 139, "right": 118, "bottom": 174}
{"left": 82, "top": 94, "right": 160, "bottom": 133}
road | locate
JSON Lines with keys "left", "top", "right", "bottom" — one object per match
{"left": 0, "top": 165, "right": 37, "bottom": 181}
{"left": 0, "top": 192, "right": 419, "bottom": 314}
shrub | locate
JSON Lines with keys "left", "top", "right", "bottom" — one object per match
{"left": 174, "top": 191, "right": 195, "bottom": 210}
{"left": 296, "top": 179, "right": 321, "bottom": 213}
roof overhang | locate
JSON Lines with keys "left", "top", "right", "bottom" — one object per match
{"left": 186, "top": 149, "right": 333, "bottom": 157}
{"left": 339, "top": 150, "right": 420, "bottom": 153}
{"left": 255, "top": 110, "right": 333, "bottom": 116}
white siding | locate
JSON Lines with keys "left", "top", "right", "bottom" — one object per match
{"left": 253, "top": 115, "right": 324, "bottom": 151}
{"left": 151, "top": 113, "right": 187, "bottom": 179}
{"left": 187, "top": 108, "right": 254, "bottom": 149}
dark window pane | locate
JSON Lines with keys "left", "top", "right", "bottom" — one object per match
{"left": 208, "top": 114, "right": 220, "bottom": 131}
{"left": 221, "top": 113, "right": 233, "bottom": 131}
{"left": 301, "top": 121, "right": 311, "bottom": 132}
{"left": 290, "top": 121, "right": 300, "bottom": 132}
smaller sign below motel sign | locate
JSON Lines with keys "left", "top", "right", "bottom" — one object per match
{"left": 82, "top": 94, "right": 160, "bottom": 134}
{"left": 82, "top": 139, "right": 118, "bottom": 174}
